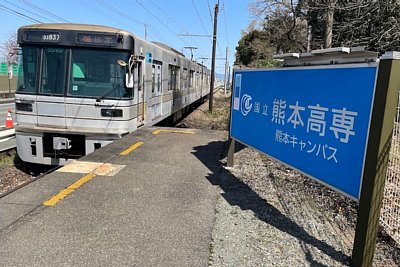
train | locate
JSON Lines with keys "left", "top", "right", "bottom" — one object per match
{"left": 14, "top": 23, "right": 211, "bottom": 165}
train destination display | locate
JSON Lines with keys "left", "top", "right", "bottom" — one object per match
{"left": 230, "top": 64, "right": 378, "bottom": 200}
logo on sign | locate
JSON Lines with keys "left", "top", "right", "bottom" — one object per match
{"left": 241, "top": 94, "right": 252, "bottom": 116}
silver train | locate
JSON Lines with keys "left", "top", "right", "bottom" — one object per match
{"left": 15, "top": 24, "right": 211, "bottom": 165}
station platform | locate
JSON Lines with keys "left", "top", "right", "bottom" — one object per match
{"left": 0, "top": 127, "right": 226, "bottom": 266}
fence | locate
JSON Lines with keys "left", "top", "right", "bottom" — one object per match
{"left": 381, "top": 91, "right": 400, "bottom": 244}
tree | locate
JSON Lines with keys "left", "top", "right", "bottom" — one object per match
{"left": 0, "top": 33, "right": 18, "bottom": 64}
{"left": 236, "top": 0, "right": 400, "bottom": 67}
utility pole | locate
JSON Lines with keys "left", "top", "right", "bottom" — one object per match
{"left": 224, "top": 47, "right": 229, "bottom": 95}
{"left": 209, "top": 0, "right": 219, "bottom": 113}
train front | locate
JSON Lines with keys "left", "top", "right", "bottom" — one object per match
{"left": 15, "top": 24, "right": 136, "bottom": 165}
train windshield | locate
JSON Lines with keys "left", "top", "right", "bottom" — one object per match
{"left": 17, "top": 46, "right": 132, "bottom": 99}
{"left": 69, "top": 49, "right": 131, "bottom": 99}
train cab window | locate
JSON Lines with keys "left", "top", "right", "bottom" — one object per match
{"left": 68, "top": 49, "right": 131, "bottom": 99}
{"left": 17, "top": 47, "right": 38, "bottom": 93}
{"left": 39, "top": 48, "right": 67, "bottom": 95}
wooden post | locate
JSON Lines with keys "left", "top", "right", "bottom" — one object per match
{"left": 352, "top": 54, "right": 400, "bottom": 267}
{"left": 227, "top": 67, "right": 237, "bottom": 167}
{"left": 227, "top": 138, "right": 235, "bottom": 167}
{"left": 209, "top": 1, "right": 219, "bottom": 113}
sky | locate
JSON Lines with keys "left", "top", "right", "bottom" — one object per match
{"left": 0, "top": 0, "right": 253, "bottom": 75}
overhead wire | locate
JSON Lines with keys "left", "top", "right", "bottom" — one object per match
{"left": 19, "top": 0, "right": 70, "bottom": 23}
{"left": 0, "top": 3, "right": 41, "bottom": 23}
{"left": 191, "top": 0, "right": 210, "bottom": 36}
{"left": 94, "top": 0, "right": 169, "bottom": 44}
{"left": 96, "top": 0, "right": 145, "bottom": 28}
{"left": 148, "top": 0, "right": 200, "bottom": 50}
{"left": 206, "top": 0, "right": 213, "bottom": 25}
{"left": 79, "top": 0, "right": 130, "bottom": 28}
{"left": 221, "top": 0, "right": 230, "bottom": 49}
{"left": 135, "top": 0, "right": 201, "bottom": 59}
{"left": 4, "top": 0, "right": 56, "bottom": 23}
{"left": 192, "top": 0, "right": 224, "bottom": 62}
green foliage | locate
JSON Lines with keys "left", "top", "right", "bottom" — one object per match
{"left": 236, "top": 0, "right": 400, "bottom": 67}
{"left": 0, "top": 150, "right": 16, "bottom": 169}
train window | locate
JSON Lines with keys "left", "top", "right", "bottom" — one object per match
{"left": 157, "top": 65, "right": 161, "bottom": 93}
{"left": 152, "top": 64, "right": 155, "bottom": 94}
{"left": 39, "top": 48, "right": 67, "bottom": 95}
{"left": 189, "top": 70, "right": 194, "bottom": 87}
{"left": 168, "top": 65, "right": 179, "bottom": 91}
{"left": 17, "top": 47, "right": 38, "bottom": 93}
{"left": 68, "top": 49, "right": 131, "bottom": 99}
{"left": 183, "top": 68, "right": 188, "bottom": 89}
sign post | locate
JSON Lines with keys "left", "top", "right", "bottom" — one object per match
{"left": 7, "top": 64, "right": 12, "bottom": 94}
{"left": 352, "top": 53, "right": 400, "bottom": 267}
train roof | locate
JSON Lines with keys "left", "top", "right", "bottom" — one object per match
{"left": 18, "top": 23, "right": 208, "bottom": 70}
{"left": 19, "top": 23, "right": 132, "bottom": 36}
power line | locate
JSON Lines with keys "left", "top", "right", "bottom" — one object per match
{"left": 19, "top": 0, "right": 70, "bottom": 23}
{"left": 135, "top": 0, "right": 195, "bottom": 50}
{"left": 4, "top": 0, "right": 56, "bottom": 23}
{"left": 96, "top": 0, "right": 145, "bottom": 27}
{"left": 0, "top": 3, "right": 41, "bottom": 23}
{"left": 149, "top": 0, "right": 200, "bottom": 49}
{"left": 191, "top": 0, "right": 210, "bottom": 35}
{"left": 222, "top": 0, "right": 230, "bottom": 49}
{"left": 206, "top": 0, "right": 213, "bottom": 25}
{"left": 149, "top": 0, "right": 182, "bottom": 30}
{"left": 79, "top": 0, "right": 133, "bottom": 29}
{"left": 191, "top": 0, "right": 223, "bottom": 59}
{"left": 97, "top": 0, "right": 176, "bottom": 46}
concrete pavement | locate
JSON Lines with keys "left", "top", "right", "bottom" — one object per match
{"left": 0, "top": 127, "right": 226, "bottom": 266}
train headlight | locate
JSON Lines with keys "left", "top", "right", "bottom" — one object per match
{"left": 101, "top": 109, "right": 123, "bottom": 117}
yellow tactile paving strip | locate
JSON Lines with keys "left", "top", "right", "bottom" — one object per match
{"left": 44, "top": 130, "right": 194, "bottom": 207}
{"left": 152, "top": 129, "right": 195, "bottom": 135}
{"left": 45, "top": 161, "right": 126, "bottom": 207}
{"left": 119, "top": 141, "right": 144, "bottom": 156}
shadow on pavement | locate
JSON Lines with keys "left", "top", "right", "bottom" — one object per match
{"left": 192, "top": 140, "right": 351, "bottom": 266}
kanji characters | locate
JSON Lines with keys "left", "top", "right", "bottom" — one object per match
{"left": 254, "top": 102, "right": 260, "bottom": 113}
{"left": 307, "top": 104, "right": 328, "bottom": 137}
{"left": 329, "top": 108, "right": 358, "bottom": 143}
{"left": 287, "top": 101, "right": 305, "bottom": 129}
{"left": 272, "top": 99, "right": 286, "bottom": 125}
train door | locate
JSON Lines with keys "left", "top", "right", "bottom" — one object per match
{"left": 135, "top": 61, "right": 145, "bottom": 127}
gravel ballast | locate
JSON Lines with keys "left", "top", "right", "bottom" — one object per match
{"left": 178, "top": 90, "right": 400, "bottom": 266}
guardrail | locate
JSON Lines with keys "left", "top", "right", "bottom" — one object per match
{"left": 0, "top": 128, "right": 16, "bottom": 152}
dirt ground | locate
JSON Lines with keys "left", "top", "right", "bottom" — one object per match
{"left": 177, "top": 89, "right": 400, "bottom": 266}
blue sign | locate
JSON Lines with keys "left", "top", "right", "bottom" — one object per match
{"left": 146, "top": 52, "right": 152, "bottom": 63}
{"left": 230, "top": 64, "right": 378, "bottom": 200}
